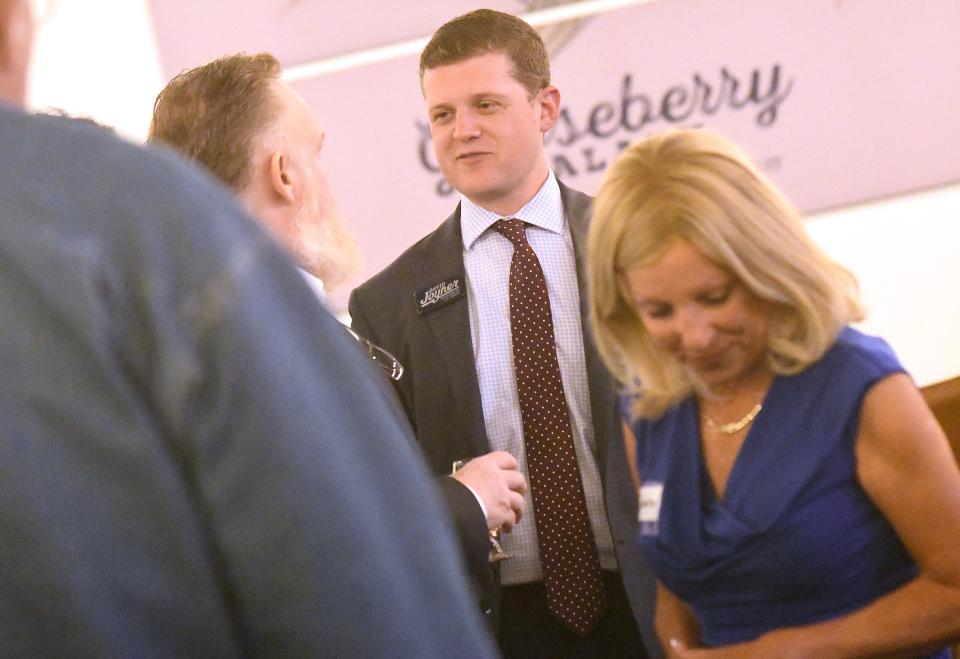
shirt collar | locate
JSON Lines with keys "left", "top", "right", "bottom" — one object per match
{"left": 460, "top": 170, "right": 563, "bottom": 250}
{"left": 299, "top": 268, "right": 327, "bottom": 303}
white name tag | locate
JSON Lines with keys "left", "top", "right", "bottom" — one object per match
{"left": 638, "top": 482, "right": 664, "bottom": 536}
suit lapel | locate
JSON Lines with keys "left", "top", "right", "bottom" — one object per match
{"left": 414, "top": 207, "right": 490, "bottom": 458}
{"left": 561, "top": 182, "right": 617, "bottom": 470}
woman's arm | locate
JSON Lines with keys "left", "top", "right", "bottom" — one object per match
{"left": 673, "top": 372, "right": 960, "bottom": 658}
{"left": 820, "top": 372, "right": 960, "bottom": 654}
{"left": 622, "top": 421, "right": 703, "bottom": 653}
{"left": 622, "top": 420, "right": 641, "bottom": 492}
{"left": 657, "top": 581, "right": 702, "bottom": 656}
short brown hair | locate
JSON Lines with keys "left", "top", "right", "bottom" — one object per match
{"left": 419, "top": 9, "right": 550, "bottom": 98}
{"left": 148, "top": 52, "right": 281, "bottom": 191}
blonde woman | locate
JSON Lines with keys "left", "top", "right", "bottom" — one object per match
{"left": 588, "top": 128, "right": 960, "bottom": 657}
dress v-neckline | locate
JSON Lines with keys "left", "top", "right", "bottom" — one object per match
{"left": 695, "top": 376, "right": 780, "bottom": 511}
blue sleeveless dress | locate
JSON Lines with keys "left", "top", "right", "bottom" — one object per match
{"left": 627, "top": 327, "right": 950, "bottom": 656}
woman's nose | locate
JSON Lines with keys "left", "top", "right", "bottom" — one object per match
{"left": 677, "top": 310, "right": 716, "bottom": 351}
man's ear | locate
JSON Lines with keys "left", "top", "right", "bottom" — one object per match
{"left": 268, "top": 150, "right": 297, "bottom": 204}
{"left": 538, "top": 85, "right": 561, "bottom": 133}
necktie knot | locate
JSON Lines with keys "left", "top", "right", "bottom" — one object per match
{"left": 493, "top": 218, "right": 528, "bottom": 248}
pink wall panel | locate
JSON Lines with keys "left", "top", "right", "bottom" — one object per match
{"left": 149, "top": 0, "right": 960, "bottom": 311}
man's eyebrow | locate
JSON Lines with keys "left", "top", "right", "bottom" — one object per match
{"left": 470, "top": 92, "right": 509, "bottom": 102}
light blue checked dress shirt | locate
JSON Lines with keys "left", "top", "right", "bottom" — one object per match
{"left": 460, "top": 171, "right": 617, "bottom": 585}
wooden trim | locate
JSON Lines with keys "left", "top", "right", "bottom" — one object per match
{"left": 919, "top": 376, "right": 960, "bottom": 656}
{"left": 920, "top": 375, "right": 960, "bottom": 461}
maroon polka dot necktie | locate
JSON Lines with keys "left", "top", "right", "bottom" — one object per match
{"left": 494, "top": 218, "right": 607, "bottom": 636}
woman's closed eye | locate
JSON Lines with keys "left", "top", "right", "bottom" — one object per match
{"left": 641, "top": 303, "right": 673, "bottom": 320}
{"left": 700, "top": 283, "right": 735, "bottom": 306}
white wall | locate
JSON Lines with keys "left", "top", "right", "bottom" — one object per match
{"left": 27, "top": 0, "right": 163, "bottom": 140}
{"left": 25, "top": 0, "right": 959, "bottom": 387}
{"left": 806, "top": 185, "right": 960, "bottom": 387}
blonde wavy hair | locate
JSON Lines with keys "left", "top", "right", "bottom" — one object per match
{"left": 587, "top": 129, "right": 864, "bottom": 419}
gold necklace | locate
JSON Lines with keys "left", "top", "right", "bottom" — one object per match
{"left": 703, "top": 403, "right": 762, "bottom": 435}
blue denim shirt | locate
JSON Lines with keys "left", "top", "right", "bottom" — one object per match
{"left": 0, "top": 105, "right": 495, "bottom": 658}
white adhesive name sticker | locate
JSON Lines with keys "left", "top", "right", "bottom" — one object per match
{"left": 638, "top": 482, "right": 664, "bottom": 536}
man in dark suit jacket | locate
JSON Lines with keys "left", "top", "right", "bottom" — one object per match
{"left": 350, "top": 9, "right": 659, "bottom": 658}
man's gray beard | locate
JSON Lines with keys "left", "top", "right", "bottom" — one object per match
{"left": 295, "top": 210, "right": 363, "bottom": 291}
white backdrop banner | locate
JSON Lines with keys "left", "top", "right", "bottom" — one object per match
{"left": 149, "top": 0, "right": 960, "bottom": 311}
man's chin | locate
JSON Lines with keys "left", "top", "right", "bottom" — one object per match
{"left": 304, "top": 253, "right": 362, "bottom": 291}
{"left": 298, "top": 218, "right": 363, "bottom": 292}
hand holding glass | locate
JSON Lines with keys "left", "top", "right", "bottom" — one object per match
{"left": 452, "top": 459, "right": 512, "bottom": 562}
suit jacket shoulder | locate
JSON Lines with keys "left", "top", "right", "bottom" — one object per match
{"left": 348, "top": 204, "right": 484, "bottom": 470}
{"left": 352, "top": 207, "right": 463, "bottom": 306}
{"left": 558, "top": 179, "right": 593, "bottom": 227}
